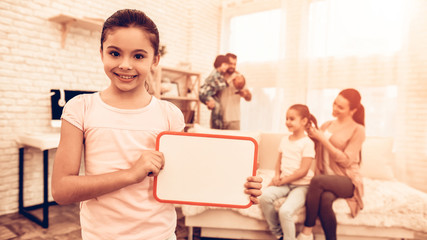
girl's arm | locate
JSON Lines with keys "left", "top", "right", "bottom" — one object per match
{"left": 269, "top": 153, "right": 282, "bottom": 186}
{"left": 51, "top": 120, "right": 163, "bottom": 205}
{"left": 274, "top": 153, "right": 282, "bottom": 177}
{"left": 278, "top": 157, "right": 313, "bottom": 185}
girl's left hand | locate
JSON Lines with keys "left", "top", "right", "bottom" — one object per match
{"left": 270, "top": 175, "right": 280, "bottom": 186}
{"left": 244, "top": 176, "right": 263, "bottom": 204}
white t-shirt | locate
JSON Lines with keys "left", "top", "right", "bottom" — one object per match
{"left": 62, "top": 92, "right": 185, "bottom": 240}
{"left": 279, "top": 135, "right": 315, "bottom": 185}
{"left": 218, "top": 82, "right": 242, "bottom": 122}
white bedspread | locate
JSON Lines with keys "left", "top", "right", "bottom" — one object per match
{"left": 181, "top": 169, "right": 427, "bottom": 232}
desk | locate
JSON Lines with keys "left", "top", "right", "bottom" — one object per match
{"left": 17, "top": 133, "right": 60, "bottom": 228}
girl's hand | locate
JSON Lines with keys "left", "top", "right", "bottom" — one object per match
{"left": 278, "top": 177, "right": 289, "bottom": 186}
{"left": 269, "top": 175, "right": 280, "bottom": 186}
{"left": 130, "top": 150, "right": 165, "bottom": 182}
{"left": 267, "top": 180, "right": 275, "bottom": 186}
{"left": 244, "top": 176, "right": 263, "bottom": 204}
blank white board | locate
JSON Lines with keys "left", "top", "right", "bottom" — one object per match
{"left": 154, "top": 131, "right": 258, "bottom": 208}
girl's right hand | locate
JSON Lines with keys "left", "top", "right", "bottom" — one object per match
{"left": 130, "top": 150, "right": 165, "bottom": 183}
{"left": 269, "top": 176, "right": 280, "bottom": 186}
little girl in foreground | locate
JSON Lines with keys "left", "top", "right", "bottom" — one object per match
{"left": 51, "top": 9, "right": 262, "bottom": 240}
{"left": 260, "top": 104, "right": 317, "bottom": 240}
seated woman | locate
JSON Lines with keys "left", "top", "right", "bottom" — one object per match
{"left": 297, "top": 88, "right": 366, "bottom": 240}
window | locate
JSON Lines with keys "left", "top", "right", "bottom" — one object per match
{"left": 307, "top": 86, "right": 398, "bottom": 137}
{"left": 229, "top": 9, "right": 282, "bottom": 63}
{"left": 240, "top": 87, "right": 288, "bottom": 132}
{"left": 308, "top": 0, "right": 404, "bottom": 57}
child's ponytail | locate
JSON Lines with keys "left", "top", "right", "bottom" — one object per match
{"left": 288, "top": 104, "right": 319, "bottom": 149}
{"left": 307, "top": 113, "right": 319, "bottom": 150}
{"left": 308, "top": 113, "right": 318, "bottom": 130}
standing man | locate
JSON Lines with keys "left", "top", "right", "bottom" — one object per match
{"left": 217, "top": 53, "right": 252, "bottom": 130}
{"left": 199, "top": 55, "right": 230, "bottom": 129}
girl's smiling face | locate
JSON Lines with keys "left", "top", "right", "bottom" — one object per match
{"left": 100, "top": 26, "right": 159, "bottom": 93}
{"left": 286, "top": 108, "right": 307, "bottom": 133}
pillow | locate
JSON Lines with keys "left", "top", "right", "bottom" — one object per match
{"left": 360, "top": 137, "right": 396, "bottom": 180}
{"left": 258, "top": 133, "right": 288, "bottom": 170}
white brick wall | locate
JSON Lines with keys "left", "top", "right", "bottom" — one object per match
{"left": 0, "top": 0, "right": 221, "bottom": 215}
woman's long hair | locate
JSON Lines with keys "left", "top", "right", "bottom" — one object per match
{"left": 339, "top": 88, "right": 365, "bottom": 126}
{"left": 339, "top": 88, "right": 365, "bottom": 164}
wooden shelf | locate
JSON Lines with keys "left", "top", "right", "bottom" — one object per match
{"left": 151, "top": 66, "right": 201, "bottom": 127}
{"left": 48, "top": 14, "right": 103, "bottom": 48}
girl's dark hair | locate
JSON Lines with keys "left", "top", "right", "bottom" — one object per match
{"left": 339, "top": 88, "right": 365, "bottom": 126}
{"left": 289, "top": 104, "right": 318, "bottom": 129}
{"left": 100, "top": 9, "right": 160, "bottom": 56}
{"left": 213, "top": 55, "right": 230, "bottom": 68}
{"left": 289, "top": 104, "right": 318, "bottom": 148}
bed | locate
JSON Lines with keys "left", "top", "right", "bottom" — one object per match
{"left": 181, "top": 125, "right": 427, "bottom": 240}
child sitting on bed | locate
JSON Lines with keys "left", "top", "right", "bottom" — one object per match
{"left": 259, "top": 104, "right": 317, "bottom": 240}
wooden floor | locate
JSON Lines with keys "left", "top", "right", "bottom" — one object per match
{"left": 0, "top": 203, "right": 215, "bottom": 240}
{"left": 0, "top": 203, "right": 81, "bottom": 240}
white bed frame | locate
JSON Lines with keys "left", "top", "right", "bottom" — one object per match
{"left": 185, "top": 208, "right": 424, "bottom": 240}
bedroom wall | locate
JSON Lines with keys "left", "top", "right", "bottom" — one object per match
{"left": 0, "top": 0, "right": 221, "bottom": 215}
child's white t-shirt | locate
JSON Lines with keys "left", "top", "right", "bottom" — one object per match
{"left": 279, "top": 135, "right": 315, "bottom": 185}
{"left": 61, "top": 92, "right": 185, "bottom": 240}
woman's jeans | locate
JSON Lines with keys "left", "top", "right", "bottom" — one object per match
{"left": 260, "top": 184, "right": 308, "bottom": 240}
{"left": 304, "top": 175, "right": 354, "bottom": 240}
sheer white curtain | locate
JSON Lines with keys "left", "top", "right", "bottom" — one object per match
{"left": 221, "top": 0, "right": 427, "bottom": 191}
{"left": 303, "top": 0, "right": 425, "bottom": 187}
{"left": 305, "top": 0, "right": 406, "bottom": 137}
{"left": 222, "top": 0, "right": 291, "bottom": 132}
